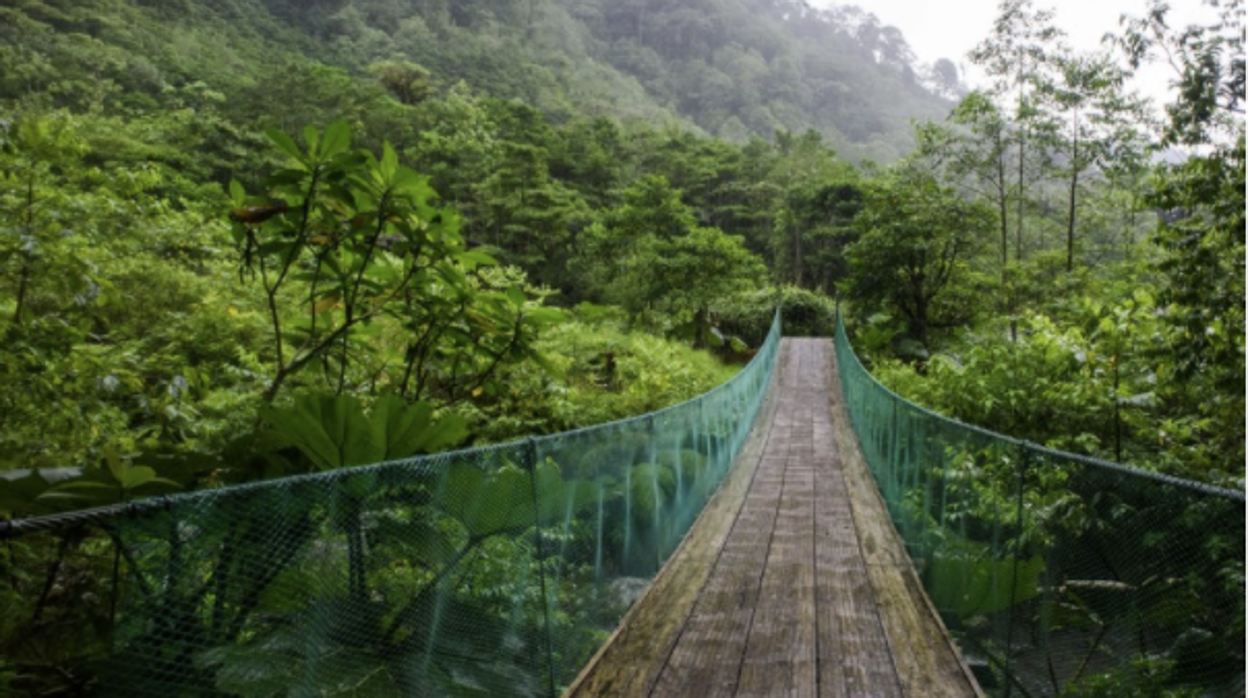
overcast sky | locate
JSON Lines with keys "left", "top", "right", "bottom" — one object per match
{"left": 811, "top": 0, "right": 1222, "bottom": 109}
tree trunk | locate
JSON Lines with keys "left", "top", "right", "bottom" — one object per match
{"left": 1012, "top": 120, "right": 1024, "bottom": 344}
{"left": 793, "top": 227, "right": 803, "bottom": 287}
{"left": 998, "top": 147, "right": 1009, "bottom": 274}
{"left": 914, "top": 296, "right": 929, "bottom": 347}
{"left": 1016, "top": 122, "right": 1025, "bottom": 266}
{"left": 693, "top": 307, "right": 709, "bottom": 349}
{"left": 1015, "top": 63, "right": 1026, "bottom": 268}
{"left": 1066, "top": 127, "right": 1079, "bottom": 273}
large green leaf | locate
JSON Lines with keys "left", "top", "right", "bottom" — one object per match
{"left": 372, "top": 517, "right": 458, "bottom": 569}
{"left": 320, "top": 120, "right": 352, "bottom": 159}
{"left": 438, "top": 460, "right": 596, "bottom": 538}
{"left": 302, "top": 124, "right": 320, "bottom": 156}
{"left": 374, "top": 396, "right": 468, "bottom": 458}
{"left": 265, "top": 127, "right": 305, "bottom": 165}
{"left": 439, "top": 463, "right": 529, "bottom": 538}
{"left": 629, "top": 462, "right": 676, "bottom": 519}
{"left": 927, "top": 549, "right": 1045, "bottom": 617}
{"left": 262, "top": 395, "right": 467, "bottom": 471}
{"left": 379, "top": 142, "right": 399, "bottom": 180}
{"left": 262, "top": 394, "right": 373, "bottom": 470}
{"left": 532, "top": 459, "right": 601, "bottom": 525}
{"left": 0, "top": 468, "right": 82, "bottom": 516}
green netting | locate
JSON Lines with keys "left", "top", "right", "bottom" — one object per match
{"left": 835, "top": 314, "right": 1245, "bottom": 697}
{"left": 0, "top": 313, "right": 779, "bottom": 697}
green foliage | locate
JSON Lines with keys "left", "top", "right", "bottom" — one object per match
{"left": 713, "top": 285, "right": 835, "bottom": 343}
{"left": 927, "top": 549, "right": 1045, "bottom": 617}
{"left": 1115, "top": 0, "right": 1244, "bottom": 149}
{"left": 1144, "top": 136, "right": 1245, "bottom": 485}
{"left": 230, "top": 120, "right": 554, "bottom": 405}
{"left": 771, "top": 177, "right": 863, "bottom": 293}
{"left": 842, "top": 163, "right": 995, "bottom": 347}
{"left": 368, "top": 59, "right": 434, "bottom": 106}
{"left": 837, "top": 315, "right": 1245, "bottom": 698}
{"left": 839, "top": 0, "right": 1242, "bottom": 491}
{"left": 1062, "top": 655, "right": 1202, "bottom": 698}
{"left": 579, "top": 175, "right": 766, "bottom": 346}
{"left": 456, "top": 307, "right": 739, "bottom": 442}
{"left": 262, "top": 395, "right": 468, "bottom": 470}
{"left": 2, "top": 0, "right": 955, "bottom": 162}
{"left": 0, "top": 111, "right": 255, "bottom": 478}
{"left": 872, "top": 313, "right": 1131, "bottom": 459}
{"left": 0, "top": 311, "right": 780, "bottom": 696}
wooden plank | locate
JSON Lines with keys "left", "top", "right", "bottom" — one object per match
{"left": 651, "top": 437, "right": 788, "bottom": 697}
{"left": 825, "top": 339, "right": 985, "bottom": 698}
{"left": 651, "top": 339, "right": 815, "bottom": 698}
{"left": 736, "top": 341, "right": 823, "bottom": 697}
{"left": 562, "top": 345, "right": 787, "bottom": 698}
{"left": 794, "top": 337, "right": 904, "bottom": 698}
{"left": 816, "top": 447, "right": 905, "bottom": 697}
{"left": 735, "top": 374, "right": 818, "bottom": 698}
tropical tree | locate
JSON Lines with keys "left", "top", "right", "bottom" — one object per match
{"left": 580, "top": 174, "right": 766, "bottom": 346}
{"left": 765, "top": 128, "right": 850, "bottom": 287}
{"left": 970, "top": 0, "right": 1065, "bottom": 268}
{"left": 843, "top": 165, "right": 994, "bottom": 347}
{"left": 368, "top": 59, "right": 435, "bottom": 106}
{"left": 772, "top": 179, "right": 863, "bottom": 295}
{"left": 1115, "top": 0, "right": 1246, "bottom": 483}
{"left": 917, "top": 93, "right": 1012, "bottom": 302}
{"left": 1036, "top": 49, "right": 1148, "bottom": 272}
{"left": 1115, "top": 0, "right": 1245, "bottom": 149}
{"left": 228, "top": 121, "right": 553, "bottom": 403}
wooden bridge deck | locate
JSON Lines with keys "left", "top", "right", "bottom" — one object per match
{"left": 566, "top": 338, "right": 982, "bottom": 698}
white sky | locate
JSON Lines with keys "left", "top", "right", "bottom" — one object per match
{"left": 811, "top": 0, "right": 1222, "bottom": 111}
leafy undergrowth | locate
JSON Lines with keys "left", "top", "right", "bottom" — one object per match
{"left": 456, "top": 304, "right": 740, "bottom": 443}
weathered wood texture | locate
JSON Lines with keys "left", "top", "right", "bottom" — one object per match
{"left": 566, "top": 339, "right": 981, "bottom": 698}
{"left": 562, "top": 341, "right": 788, "bottom": 698}
{"left": 825, "top": 340, "right": 985, "bottom": 698}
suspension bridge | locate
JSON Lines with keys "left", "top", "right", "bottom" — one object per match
{"left": 567, "top": 338, "right": 977, "bottom": 697}
{"left": 1, "top": 315, "right": 1242, "bottom": 697}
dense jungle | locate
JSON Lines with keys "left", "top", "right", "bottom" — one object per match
{"left": 0, "top": 0, "right": 1242, "bottom": 695}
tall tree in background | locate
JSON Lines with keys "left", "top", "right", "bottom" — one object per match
{"left": 773, "top": 180, "right": 863, "bottom": 295}
{"left": 843, "top": 165, "right": 994, "bottom": 348}
{"left": 917, "top": 93, "right": 1013, "bottom": 313}
{"left": 368, "top": 60, "right": 435, "bottom": 105}
{"left": 970, "top": 0, "right": 1064, "bottom": 268}
{"left": 766, "top": 129, "right": 847, "bottom": 288}
{"left": 1036, "top": 49, "right": 1149, "bottom": 271}
{"left": 1117, "top": 0, "right": 1244, "bottom": 149}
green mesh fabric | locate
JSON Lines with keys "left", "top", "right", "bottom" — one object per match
{"left": 0, "top": 314, "right": 780, "bottom": 697}
{"left": 835, "top": 315, "right": 1245, "bottom": 697}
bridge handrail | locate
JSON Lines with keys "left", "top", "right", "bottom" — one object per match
{"left": 834, "top": 312, "right": 1245, "bottom": 696}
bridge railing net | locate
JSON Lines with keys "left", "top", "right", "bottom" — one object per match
{"left": 834, "top": 314, "right": 1245, "bottom": 697}
{"left": 0, "top": 313, "right": 780, "bottom": 698}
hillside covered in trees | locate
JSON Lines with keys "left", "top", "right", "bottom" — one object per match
{"left": 0, "top": 0, "right": 956, "bottom": 161}
{"left": 0, "top": 0, "right": 1241, "bottom": 508}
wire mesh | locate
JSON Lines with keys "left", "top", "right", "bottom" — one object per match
{"left": 0, "top": 312, "right": 780, "bottom": 697}
{"left": 834, "top": 314, "right": 1245, "bottom": 697}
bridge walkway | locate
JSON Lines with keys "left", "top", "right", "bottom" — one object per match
{"left": 566, "top": 338, "right": 982, "bottom": 698}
